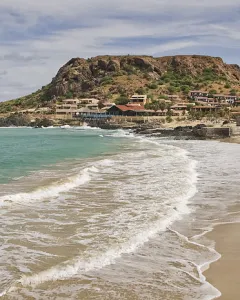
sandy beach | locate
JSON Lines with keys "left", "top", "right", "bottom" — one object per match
{"left": 204, "top": 223, "right": 240, "bottom": 300}
{"left": 220, "top": 136, "right": 240, "bottom": 144}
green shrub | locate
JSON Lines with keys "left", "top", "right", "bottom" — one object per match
{"left": 166, "top": 115, "right": 173, "bottom": 123}
{"left": 224, "top": 83, "right": 231, "bottom": 89}
{"left": 101, "top": 76, "right": 113, "bottom": 85}
{"left": 159, "top": 94, "right": 168, "bottom": 100}
{"left": 64, "top": 91, "right": 73, "bottom": 99}
{"left": 135, "top": 87, "right": 146, "bottom": 94}
{"left": 209, "top": 89, "right": 217, "bottom": 95}
{"left": 143, "top": 72, "right": 151, "bottom": 80}
{"left": 181, "top": 85, "right": 190, "bottom": 93}
{"left": 157, "top": 80, "right": 164, "bottom": 85}
{"left": 230, "top": 89, "right": 237, "bottom": 95}
{"left": 147, "top": 94, "right": 154, "bottom": 101}
{"left": 115, "top": 96, "right": 129, "bottom": 105}
{"left": 147, "top": 83, "right": 158, "bottom": 89}
{"left": 168, "top": 86, "right": 176, "bottom": 94}
{"left": 124, "top": 65, "right": 137, "bottom": 75}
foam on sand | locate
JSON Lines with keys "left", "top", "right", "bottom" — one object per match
{"left": 0, "top": 166, "right": 97, "bottom": 207}
{"left": 16, "top": 144, "right": 198, "bottom": 287}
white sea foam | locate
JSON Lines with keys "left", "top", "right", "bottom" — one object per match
{"left": 17, "top": 142, "right": 198, "bottom": 287}
{"left": 76, "top": 125, "right": 100, "bottom": 130}
{"left": 96, "top": 159, "right": 115, "bottom": 167}
{"left": 0, "top": 166, "right": 97, "bottom": 207}
{"left": 105, "top": 129, "right": 135, "bottom": 138}
{"left": 2, "top": 126, "right": 240, "bottom": 300}
{"left": 0, "top": 291, "right": 6, "bottom": 297}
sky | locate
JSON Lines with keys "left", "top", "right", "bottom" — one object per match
{"left": 0, "top": 0, "right": 240, "bottom": 101}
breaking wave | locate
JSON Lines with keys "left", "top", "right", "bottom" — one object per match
{"left": 16, "top": 139, "right": 198, "bottom": 287}
{"left": 0, "top": 166, "right": 98, "bottom": 207}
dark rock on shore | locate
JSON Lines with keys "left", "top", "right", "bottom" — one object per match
{"left": 85, "top": 119, "right": 231, "bottom": 140}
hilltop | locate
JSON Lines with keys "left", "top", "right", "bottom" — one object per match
{"left": 0, "top": 55, "right": 240, "bottom": 112}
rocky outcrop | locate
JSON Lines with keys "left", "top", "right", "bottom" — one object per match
{"left": 44, "top": 55, "right": 240, "bottom": 99}
{"left": 133, "top": 124, "right": 231, "bottom": 139}
{"left": 1, "top": 54, "right": 240, "bottom": 111}
{"left": 194, "top": 127, "right": 231, "bottom": 138}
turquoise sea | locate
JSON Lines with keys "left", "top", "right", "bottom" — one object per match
{"left": 0, "top": 127, "right": 240, "bottom": 300}
{"left": 0, "top": 127, "right": 123, "bottom": 184}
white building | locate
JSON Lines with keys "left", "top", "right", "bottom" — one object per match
{"left": 129, "top": 95, "right": 147, "bottom": 105}
{"left": 78, "top": 98, "right": 100, "bottom": 105}
{"left": 56, "top": 99, "right": 79, "bottom": 115}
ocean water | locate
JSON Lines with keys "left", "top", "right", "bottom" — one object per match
{"left": 0, "top": 127, "right": 240, "bottom": 300}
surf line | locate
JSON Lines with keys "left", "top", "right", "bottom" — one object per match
{"left": 0, "top": 166, "right": 98, "bottom": 207}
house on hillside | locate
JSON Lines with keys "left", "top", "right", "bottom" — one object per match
{"left": 212, "top": 94, "right": 237, "bottom": 104}
{"left": 195, "top": 96, "right": 209, "bottom": 103}
{"left": 213, "top": 94, "right": 226, "bottom": 102}
{"left": 206, "top": 98, "right": 218, "bottom": 104}
{"left": 19, "top": 108, "right": 37, "bottom": 114}
{"left": 78, "top": 98, "right": 99, "bottom": 105}
{"left": 86, "top": 103, "right": 99, "bottom": 110}
{"left": 35, "top": 107, "right": 51, "bottom": 113}
{"left": 189, "top": 91, "right": 209, "bottom": 99}
{"left": 167, "top": 95, "right": 182, "bottom": 102}
{"left": 56, "top": 99, "right": 79, "bottom": 116}
{"left": 156, "top": 109, "right": 168, "bottom": 116}
{"left": 190, "top": 106, "right": 219, "bottom": 112}
{"left": 225, "top": 95, "right": 237, "bottom": 104}
{"left": 62, "top": 99, "right": 80, "bottom": 105}
{"left": 157, "top": 99, "right": 172, "bottom": 105}
{"left": 129, "top": 95, "right": 147, "bottom": 106}
{"left": 170, "top": 104, "right": 188, "bottom": 111}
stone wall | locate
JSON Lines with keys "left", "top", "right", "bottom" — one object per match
{"left": 236, "top": 117, "right": 240, "bottom": 126}
{"left": 197, "top": 127, "right": 231, "bottom": 138}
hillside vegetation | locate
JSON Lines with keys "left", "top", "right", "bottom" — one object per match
{"left": 1, "top": 55, "right": 240, "bottom": 113}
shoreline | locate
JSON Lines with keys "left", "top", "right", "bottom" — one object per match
{"left": 1, "top": 126, "right": 240, "bottom": 299}
{"left": 1, "top": 124, "right": 240, "bottom": 144}
{"left": 82, "top": 119, "right": 240, "bottom": 142}
{"left": 204, "top": 222, "right": 240, "bottom": 300}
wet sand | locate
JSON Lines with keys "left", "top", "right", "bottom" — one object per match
{"left": 220, "top": 136, "right": 240, "bottom": 144}
{"left": 204, "top": 223, "right": 240, "bottom": 300}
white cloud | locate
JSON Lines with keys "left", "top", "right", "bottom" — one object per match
{"left": 0, "top": 0, "right": 240, "bottom": 101}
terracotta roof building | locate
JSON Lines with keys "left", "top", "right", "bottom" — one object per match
{"left": 107, "top": 104, "right": 148, "bottom": 116}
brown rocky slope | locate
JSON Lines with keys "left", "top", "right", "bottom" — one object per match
{"left": 1, "top": 55, "right": 240, "bottom": 112}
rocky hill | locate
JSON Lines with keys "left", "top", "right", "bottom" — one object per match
{"left": 1, "top": 55, "right": 240, "bottom": 112}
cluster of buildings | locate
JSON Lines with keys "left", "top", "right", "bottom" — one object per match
{"left": 189, "top": 90, "right": 239, "bottom": 105}
{"left": 103, "top": 91, "right": 239, "bottom": 117}
{"left": 17, "top": 90, "right": 240, "bottom": 119}
{"left": 56, "top": 98, "right": 99, "bottom": 115}
{"left": 68, "top": 95, "right": 188, "bottom": 118}
{"left": 55, "top": 98, "right": 113, "bottom": 118}
{"left": 55, "top": 95, "right": 151, "bottom": 118}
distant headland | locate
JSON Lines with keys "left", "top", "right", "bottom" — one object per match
{"left": 0, "top": 54, "right": 240, "bottom": 138}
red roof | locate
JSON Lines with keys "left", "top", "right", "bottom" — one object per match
{"left": 115, "top": 105, "right": 145, "bottom": 112}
